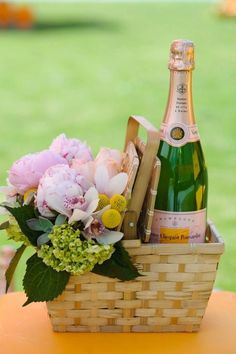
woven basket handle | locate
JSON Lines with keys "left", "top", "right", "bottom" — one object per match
{"left": 123, "top": 115, "right": 160, "bottom": 239}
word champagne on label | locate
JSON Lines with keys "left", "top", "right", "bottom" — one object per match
{"left": 151, "top": 39, "right": 208, "bottom": 244}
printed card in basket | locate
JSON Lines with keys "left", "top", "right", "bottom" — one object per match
{"left": 135, "top": 137, "right": 161, "bottom": 242}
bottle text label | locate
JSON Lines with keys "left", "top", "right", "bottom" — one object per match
{"left": 151, "top": 209, "right": 207, "bottom": 243}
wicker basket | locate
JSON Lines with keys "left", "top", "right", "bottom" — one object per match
{"left": 46, "top": 116, "right": 224, "bottom": 333}
{"left": 47, "top": 222, "right": 224, "bottom": 333}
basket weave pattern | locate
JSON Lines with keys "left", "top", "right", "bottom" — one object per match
{"left": 47, "top": 223, "right": 224, "bottom": 333}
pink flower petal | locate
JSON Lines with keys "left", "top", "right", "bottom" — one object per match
{"left": 72, "top": 160, "right": 95, "bottom": 184}
{"left": 8, "top": 150, "right": 67, "bottom": 195}
{"left": 50, "top": 134, "right": 93, "bottom": 163}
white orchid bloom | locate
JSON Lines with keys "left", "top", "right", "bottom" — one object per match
{"left": 94, "top": 165, "right": 128, "bottom": 198}
{"left": 83, "top": 206, "right": 124, "bottom": 245}
{"left": 91, "top": 228, "right": 124, "bottom": 245}
{"left": 68, "top": 187, "right": 99, "bottom": 225}
{"left": 69, "top": 199, "right": 123, "bottom": 245}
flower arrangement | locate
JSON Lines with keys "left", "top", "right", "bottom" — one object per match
{"left": 0, "top": 134, "right": 139, "bottom": 305}
{"left": 0, "top": 2, "right": 34, "bottom": 30}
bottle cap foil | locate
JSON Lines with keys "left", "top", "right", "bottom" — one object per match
{"left": 168, "top": 39, "right": 195, "bottom": 71}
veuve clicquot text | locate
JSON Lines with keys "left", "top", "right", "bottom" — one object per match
{"left": 151, "top": 39, "right": 208, "bottom": 244}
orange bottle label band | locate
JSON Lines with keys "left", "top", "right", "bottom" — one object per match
{"left": 160, "top": 227, "right": 190, "bottom": 244}
{"left": 151, "top": 209, "right": 207, "bottom": 244}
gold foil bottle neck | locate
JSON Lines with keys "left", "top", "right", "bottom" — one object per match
{"left": 168, "top": 39, "right": 195, "bottom": 71}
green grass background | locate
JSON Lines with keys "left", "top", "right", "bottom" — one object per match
{"left": 0, "top": 3, "right": 235, "bottom": 291}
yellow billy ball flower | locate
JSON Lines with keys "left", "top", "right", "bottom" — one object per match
{"left": 97, "top": 194, "right": 110, "bottom": 210}
{"left": 101, "top": 209, "right": 121, "bottom": 229}
{"left": 110, "top": 194, "right": 127, "bottom": 212}
{"left": 23, "top": 188, "right": 37, "bottom": 203}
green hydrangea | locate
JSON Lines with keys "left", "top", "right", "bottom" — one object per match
{"left": 6, "top": 217, "right": 31, "bottom": 246}
{"left": 37, "top": 224, "right": 114, "bottom": 275}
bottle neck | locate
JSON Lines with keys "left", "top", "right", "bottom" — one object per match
{"left": 163, "top": 70, "right": 195, "bottom": 126}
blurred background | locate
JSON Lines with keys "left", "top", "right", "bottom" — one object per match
{"left": 0, "top": 0, "right": 235, "bottom": 291}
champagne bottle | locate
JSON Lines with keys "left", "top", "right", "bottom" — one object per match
{"left": 151, "top": 39, "right": 208, "bottom": 244}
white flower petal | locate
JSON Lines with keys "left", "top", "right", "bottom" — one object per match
{"left": 84, "top": 216, "right": 94, "bottom": 229}
{"left": 107, "top": 173, "right": 128, "bottom": 198}
{"left": 94, "top": 165, "right": 109, "bottom": 194}
{"left": 95, "top": 229, "right": 124, "bottom": 245}
{"left": 85, "top": 187, "right": 99, "bottom": 204}
{"left": 93, "top": 204, "right": 111, "bottom": 219}
{"left": 69, "top": 209, "right": 89, "bottom": 224}
{"left": 86, "top": 199, "right": 99, "bottom": 215}
{"left": 45, "top": 191, "right": 71, "bottom": 217}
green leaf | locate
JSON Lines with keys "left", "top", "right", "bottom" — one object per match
{"left": 27, "top": 218, "right": 44, "bottom": 231}
{"left": 37, "top": 232, "right": 50, "bottom": 246}
{"left": 5, "top": 244, "right": 26, "bottom": 292}
{"left": 27, "top": 217, "right": 53, "bottom": 233}
{"left": 23, "top": 253, "right": 70, "bottom": 306}
{"left": 0, "top": 221, "right": 10, "bottom": 230}
{"left": 55, "top": 214, "right": 67, "bottom": 226}
{"left": 5, "top": 205, "right": 42, "bottom": 246}
{"left": 92, "top": 241, "right": 140, "bottom": 281}
{"left": 38, "top": 217, "right": 54, "bottom": 231}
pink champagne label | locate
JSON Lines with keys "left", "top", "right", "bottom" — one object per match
{"left": 150, "top": 209, "right": 207, "bottom": 243}
{"left": 160, "top": 122, "right": 200, "bottom": 147}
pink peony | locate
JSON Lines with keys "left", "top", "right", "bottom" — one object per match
{"left": 72, "top": 162, "right": 128, "bottom": 198}
{"left": 71, "top": 160, "right": 95, "bottom": 190}
{"left": 50, "top": 134, "right": 93, "bottom": 164}
{"left": 36, "top": 164, "right": 86, "bottom": 218}
{"left": 72, "top": 148, "right": 127, "bottom": 194}
{"left": 95, "top": 147, "right": 125, "bottom": 177}
{"left": 8, "top": 150, "right": 67, "bottom": 195}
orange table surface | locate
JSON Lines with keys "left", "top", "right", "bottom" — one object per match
{"left": 0, "top": 291, "right": 236, "bottom": 354}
